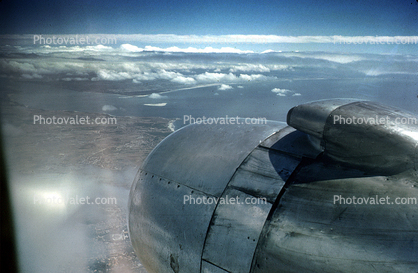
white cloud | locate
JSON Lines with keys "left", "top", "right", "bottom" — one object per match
{"left": 2, "top": 55, "right": 279, "bottom": 84}
{"left": 143, "top": 45, "right": 253, "bottom": 54}
{"left": 262, "top": 49, "right": 282, "bottom": 53}
{"left": 280, "top": 52, "right": 364, "bottom": 64}
{"left": 144, "top": 103, "right": 167, "bottom": 107}
{"left": 229, "top": 64, "right": 270, "bottom": 73}
{"left": 238, "top": 74, "right": 269, "bottom": 81}
{"left": 171, "top": 76, "right": 196, "bottom": 84}
{"left": 261, "top": 49, "right": 275, "bottom": 54}
{"left": 307, "top": 53, "right": 364, "bottom": 64}
{"left": 2, "top": 60, "right": 42, "bottom": 74}
{"left": 21, "top": 73, "right": 43, "bottom": 79}
{"left": 92, "top": 69, "right": 132, "bottom": 81}
{"left": 25, "top": 44, "right": 114, "bottom": 54}
{"left": 195, "top": 72, "right": 233, "bottom": 82}
{"left": 218, "top": 84, "right": 233, "bottom": 90}
{"left": 271, "top": 88, "right": 302, "bottom": 97}
{"left": 2, "top": 44, "right": 415, "bottom": 88}
{"left": 120, "top": 44, "right": 143, "bottom": 52}
{"left": 271, "top": 88, "right": 291, "bottom": 96}
{"left": 149, "top": 93, "right": 167, "bottom": 99}
{"left": 3, "top": 35, "right": 418, "bottom": 55}
{"left": 195, "top": 72, "right": 274, "bottom": 84}
{"left": 102, "top": 105, "right": 117, "bottom": 111}
{"left": 62, "top": 77, "right": 88, "bottom": 81}
{"left": 84, "top": 45, "right": 114, "bottom": 51}
{"left": 268, "top": 64, "right": 291, "bottom": 70}
{"left": 20, "top": 34, "right": 417, "bottom": 45}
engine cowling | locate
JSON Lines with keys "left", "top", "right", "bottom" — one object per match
{"left": 128, "top": 99, "right": 418, "bottom": 273}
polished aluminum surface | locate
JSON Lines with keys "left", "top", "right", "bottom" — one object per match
{"left": 201, "top": 261, "right": 229, "bottom": 273}
{"left": 259, "top": 126, "right": 322, "bottom": 159}
{"left": 202, "top": 143, "right": 301, "bottom": 272}
{"left": 129, "top": 99, "right": 418, "bottom": 273}
{"left": 140, "top": 121, "right": 286, "bottom": 197}
{"left": 129, "top": 172, "right": 216, "bottom": 273}
{"left": 202, "top": 188, "right": 272, "bottom": 272}
{"left": 287, "top": 99, "right": 418, "bottom": 173}
{"left": 252, "top": 166, "right": 418, "bottom": 273}
{"left": 129, "top": 121, "right": 287, "bottom": 273}
{"left": 287, "top": 98, "right": 359, "bottom": 139}
{"left": 324, "top": 101, "right": 418, "bottom": 172}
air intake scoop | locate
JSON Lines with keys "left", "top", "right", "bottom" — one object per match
{"left": 287, "top": 99, "right": 418, "bottom": 173}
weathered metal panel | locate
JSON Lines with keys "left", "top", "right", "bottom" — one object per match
{"left": 251, "top": 163, "right": 418, "bottom": 273}
{"left": 129, "top": 99, "right": 418, "bottom": 273}
{"left": 201, "top": 261, "right": 229, "bottom": 273}
{"left": 287, "top": 99, "right": 418, "bottom": 173}
{"left": 228, "top": 169, "right": 285, "bottom": 204}
{"left": 239, "top": 147, "right": 300, "bottom": 182}
{"left": 259, "top": 126, "right": 322, "bottom": 159}
{"left": 323, "top": 101, "right": 418, "bottom": 172}
{"left": 202, "top": 188, "right": 272, "bottom": 273}
{"left": 129, "top": 172, "right": 217, "bottom": 273}
{"left": 202, "top": 138, "right": 301, "bottom": 272}
{"left": 229, "top": 147, "right": 300, "bottom": 204}
{"left": 287, "top": 99, "right": 359, "bottom": 139}
{"left": 141, "top": 122, "right": 286, "bottom": 197}
{"left": 129, "top": 121, "right": 288, "bottom": 273}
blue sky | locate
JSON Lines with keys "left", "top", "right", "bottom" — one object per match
{"left": 0, "top": 0, "right": 417, "bottom": 53}
{"left": 1, "top": 0, "right": 417, "bottom": 35}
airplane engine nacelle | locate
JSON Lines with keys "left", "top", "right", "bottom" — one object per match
{"left": 129, "top": 99, "right": 418, "bottom": 273}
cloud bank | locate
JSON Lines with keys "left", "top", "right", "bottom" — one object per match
{"left": 1, "top": 44, "right": 416, "bottom": 93}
